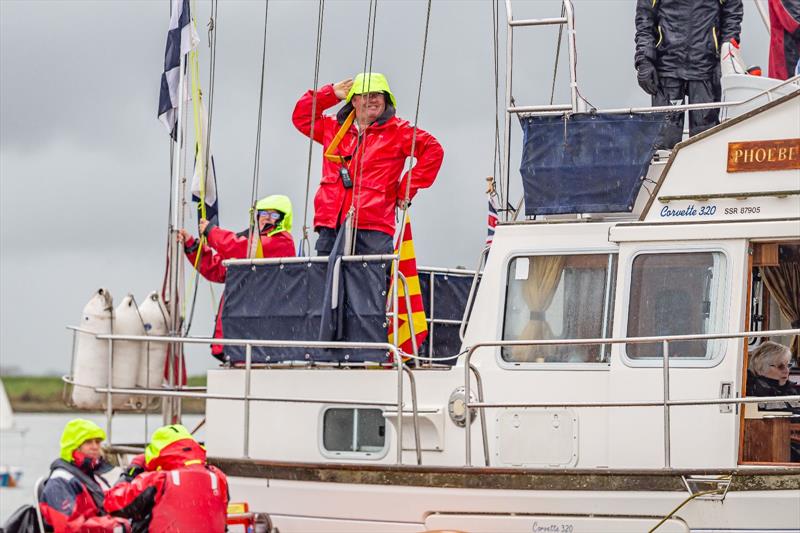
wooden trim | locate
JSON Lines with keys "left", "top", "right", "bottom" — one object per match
{"left": 206, "top": 457, "right": 800, "bottom": 492}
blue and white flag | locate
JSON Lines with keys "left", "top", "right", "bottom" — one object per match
{"left": 158, "top": 0, "right": 199, "bottom": 139}
{"left": 191, "top": 101, "right": 219, "bottom": 223}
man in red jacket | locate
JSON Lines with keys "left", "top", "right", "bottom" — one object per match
{"left": 39, "top": 419, "right": 130, "bottom": 533}
{"left": 178, "top": 194, "right": 296, "bottom": 360}
{"left": 105, "top": 424, "right": 229, "bottom": 533}
{"left": 292, "top": 72, "right": 444, "bottom": 256}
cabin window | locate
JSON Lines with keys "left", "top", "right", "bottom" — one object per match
{"left": 322, "top": 408, "right": 386, "bottom": 456}
{"left": 626, "top": 251, "right": 727, "bottom": 359}
{"left": 502, "top": 253, "right": 617, "bottom": 363}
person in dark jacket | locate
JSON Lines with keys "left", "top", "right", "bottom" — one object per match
{"left": 769, "top": 0, "right": 800, "bottom": 80}
{"left": 39, "top": 419, "right": 130, "bottom": 532}
{"left": 634, "top": 0, "right": 744, "bottom": 149}
{"left": 746, "top": 341, "right": 799, "bottom": 461}
{"left": 178, "top": 194, "right": 296, "bottom": 361}
{"left": 105, "top": 424, "right": 229, "bottom": 533}
{"left": 292, "top": 72, "right": 443, "bottom": 256}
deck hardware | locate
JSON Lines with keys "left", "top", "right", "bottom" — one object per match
{"left": 681, "top": 475, "right": 731, "bottom": 501}
{"left": 718, "top": 382, "right": 734, "bottom": 414}
{"left": 448, "top": 387, "right": 477, "bottom": 427}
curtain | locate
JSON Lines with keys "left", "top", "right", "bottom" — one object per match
{"left": 511, "top": 256, "right": 566, "bottom": 361}
{"left": 761, "top": 261, "right": 800, "bottom": 358}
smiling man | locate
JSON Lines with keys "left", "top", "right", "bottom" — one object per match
{"left": 293, "top": 72, "right": 444, "bottom": 256}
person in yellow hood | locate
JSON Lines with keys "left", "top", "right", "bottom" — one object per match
{"left": 38, "top": 419, "right": 130, "bottom": 532}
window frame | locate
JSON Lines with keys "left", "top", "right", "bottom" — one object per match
{"left": 317, "top": 406, "right": 390, "bottom": 460}
{"left": 620, "top": 246, "right": 730, "bottom": 368}
{"left": 496, "top": 248, "right": 618, "bottom": 371}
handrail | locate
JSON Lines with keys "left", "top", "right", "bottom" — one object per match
{"left": 403, "top": 364, "right": 423, "bottom": 465}
{"left": 469, "top": 363, "right": 490, "bottom": 467}
{"left": 459, "top": 246, "right": 490, "bottom": 342}
{"left": 462, "top": 328, "right": 800, "bottom": 467}
{"left": 511, "top": 76, "right": 800, "bottom": 117}
{"left": 223, "top": 253, "right": 398, "bottom": 267}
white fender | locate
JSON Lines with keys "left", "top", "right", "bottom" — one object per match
{"left": 135, "top": 292, "right": 170, "bottom": 394}
{"left": 111, "top": 294, "right": 144, "bottom": 408}
{"left": 71, "top": 288, "right": 114, "bottom": 409}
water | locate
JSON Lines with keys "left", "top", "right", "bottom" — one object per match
{"left": 0, "top": 412, "right": 203, "bottom": 522}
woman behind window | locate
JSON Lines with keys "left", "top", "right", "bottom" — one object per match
{"left": 747, "top": 341, "right": 800, "bottom": 462}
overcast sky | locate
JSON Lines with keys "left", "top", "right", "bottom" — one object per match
{"left": 0, "top": 0, "right": 771, "bottom": 375}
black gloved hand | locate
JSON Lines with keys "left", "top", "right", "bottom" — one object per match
{"left": 637, "top": 59, "right": 660, "bottom": 96}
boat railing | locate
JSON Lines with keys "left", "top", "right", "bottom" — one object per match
{"left": 462, "top": 328, "right": 800, "bottom": 468}
{"left": 62, "top": 328, "right": 798, "bottom": 468}
{"left": 510, "top": 74, "right": 800, "bottom": 117}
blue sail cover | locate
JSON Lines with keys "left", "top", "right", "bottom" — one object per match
{"left": 221, "top": 261, "right": 389, "bottom": 364}
{"left": 519, "top": 113, "right": 669, "bottom": 215}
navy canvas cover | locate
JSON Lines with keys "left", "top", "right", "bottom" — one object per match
{"left": 417, "top": 270, "right": 476, "bottom": 361}
{"left": 519, "top": 113, "right": 670, "bottom": 215}
{"left": 222, "top": 261, "right": 389, "bottom": 364}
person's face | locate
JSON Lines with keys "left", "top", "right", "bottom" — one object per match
{"left": 352, "top": 92, "right": 386, "bottom": 125}
{"left": 258, "top": 210, "right": 281, "bottom": 231}
{"left": 763, "top": 354, "right": 792, "bottom": 386}
{"left": 77, "top": 438, "right": 103, "bottom": 460}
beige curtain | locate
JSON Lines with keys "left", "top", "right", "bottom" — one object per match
{"left": 511, "top": 256, "right": 566, "bottom": 361}
{"left": 761, "top": 262, "right": 800, "bottom": 358}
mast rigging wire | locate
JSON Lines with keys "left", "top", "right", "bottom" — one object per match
{"left": 300, "top": 0, "right": 326, "bottom": 257}
{"left": 350, "top": 0, "right": 379, "bottom": 246}
{"left": 247, "top": 0, "right": 271, "bottom": 258}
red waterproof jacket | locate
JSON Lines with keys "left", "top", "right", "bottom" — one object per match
{"left": 39, "top": 459, "right": 129, "bottom": 533}
{"left": 769, "top": 0, "right": 800, "bottom": 80}
{"left": 184, "top": 228, "right": 295, "bottom": 357}
{"left": 105, "top": 440, "right": 228, "bottom": 533}
{"left": 292, "top": 84, "right": 444, "bottom": 237}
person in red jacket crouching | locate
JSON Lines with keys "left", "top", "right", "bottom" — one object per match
{"left": 178, "top": 194, "right": 296, "bottom": 361}
{"left": 292, "top": 72, "right": 443, "bottom": 256}
{"left": 39, "top": 419, "right": 130, "bottom": 533}
{"left": 105, "top": 424, "right": 229, "bottom": 533}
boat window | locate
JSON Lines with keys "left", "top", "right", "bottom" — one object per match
{"left": 502, "top": 253, "right": 617, "bottom": 363}
{"left": 322, "top": 408, "right": 386, "bottom": 455}
{"left": 626, "top": 251, "right": 727, "bottom": 359}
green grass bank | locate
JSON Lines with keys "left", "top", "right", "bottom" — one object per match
{"left": 1, "top": 375, "right": 206, "bottom": 414}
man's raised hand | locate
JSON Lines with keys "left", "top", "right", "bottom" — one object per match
{"left": 333, "top": 78, "right": 354, "bottom": 100}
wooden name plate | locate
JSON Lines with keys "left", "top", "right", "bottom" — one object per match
{"left": 727, "top": 138, "right": 800, "bottom": 173}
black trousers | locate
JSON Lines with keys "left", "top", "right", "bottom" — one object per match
{"left": 652, "top": 77, "right": 720, "bottom": 150}
{"left": 314, "top": 227, "right": 393, "bottom": 256}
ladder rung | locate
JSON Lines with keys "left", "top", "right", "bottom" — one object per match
{"left": 509, "top": 17, "right": 568, "bottom": 27}
{"left": 508, "top": 104, "right": 572, "bottom": 114}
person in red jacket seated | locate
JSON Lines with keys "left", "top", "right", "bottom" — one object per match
{"left": 39, "top": 419, "right": 130, "bottom": 533}
{"left": 105, "top": 424, "right": 229, "bottom": 533}
{"left": 178, "top": 194, "right": 296, "bottom": 361}
{"left": 292, "top": 72, "right": 444, "bottom": 256}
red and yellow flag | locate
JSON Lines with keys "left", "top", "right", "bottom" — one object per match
{"left": 388, "top": 214, "right": 428, "bottom": 355}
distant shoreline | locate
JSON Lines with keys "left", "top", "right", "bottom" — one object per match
{"left": 1, "top": 376, "right": 205, "bottom": 415}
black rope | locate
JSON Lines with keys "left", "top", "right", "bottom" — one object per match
{"left": 300, "top": 0, "right": 326, "bottom": 256}
{"left": 400, "top": 0, "right": 432, "bottom": 206}
{"left": 491, "top": 0, "right": 501, "bottom": 185}
{"left": 549, "top": 3, "right": 565, "bottom": 106}
{"left": 247, "top": 0, "right": 270, "bottom": 257}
